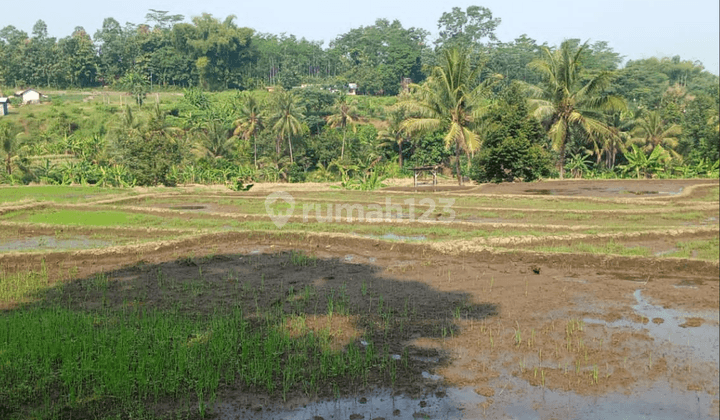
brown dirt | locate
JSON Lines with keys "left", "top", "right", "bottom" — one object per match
{"left": 474, "top": 179, "right": 717, "bottom": 198}
{"left": 2, "top": 179, "right": 718, "bottom": 417}
{"left": 2, "top": 230, "right": 717, "bottom": 403}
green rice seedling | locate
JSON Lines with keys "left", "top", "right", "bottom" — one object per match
{"left": 361, "top": 280, "right": 368, "bottom": 296}
{"left": 91, "top": 272, "right": 109, "bottom": 291}
{"left": 156, "top": 267, "right": 166, "bottom": 288}
{"left": 591, "top": 364, "right": 599, "bottom": 384}
{"left": 530, "top": 328, "right": 535, "bottom": 348}
{"left": 327, "top": 290, "right": 335, "bottom": 319}
{"left": 290, "top": 250, "right": 317, "bottom": 267}
{"left": 0, "top": 261, "right": 49, "bottom": 303}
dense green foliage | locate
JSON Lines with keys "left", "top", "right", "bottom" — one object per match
{"left": 471, "top": 83, "right": 552, "bottom": 182}
{"left": 0, "top": 6, "right": 718, "bottom": 185}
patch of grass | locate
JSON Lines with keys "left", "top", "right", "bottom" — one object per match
{"left": 0, "top": 304, "right": 390, "bottom": 417}
{"left": 290, "top": 250, "right": 317, "bottom": 267}
{"left": 0, "top": 186, "right": 129, "bottom": 203}
{"left": 561, "top": 213, "right": 592, "bottom": 221}
{"left": 691, "top": 186, "right": 719, "bottom": 202}
{"left": 659, "top": 211, "right": 704, "bottom": 221}
{"left": 0, "top": 261, "right": 49, "bottom": 303}
{"left": 2, "top": 207, "right": 599, "bottom": 243}
{"left": 666, "top": 237, "right": 719, "bottom": 260}
{"left": 532, "top": 241, "right": 651, "bottom": 257}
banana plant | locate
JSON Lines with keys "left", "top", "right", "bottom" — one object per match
{"left": 565, "top": 152, "right": 593, "bottom": 179}
{"left": 621, "top": 144, "right": 671, "bottom": 179}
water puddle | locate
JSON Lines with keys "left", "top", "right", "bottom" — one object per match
{"left": 422, "top": 371, "right": 444, "bottom": 381}
{"left": 343, "top": 254, "right": 378, "bottom": 265}
{"left": 492, "top": 376, "right": 716, "bottom": 420}
{"left": 622, "top": 190, "right": 660, "bottom": 195}
{"left": 523, "top": 187, "right": 684, "bottom": 197}
{"left": 358, "top": 233, "right": 427, "bottom": 242}
{"left": 524, "top": 189, "right": 576, "bottom": 196}
{"left": 0, "top": 235, "right": 111, "bottom": 252}
{"left": 213, "top": 386, "right": 483, "bottom": 420}
{"left": 212, "top": 373, "right": 717, "bottom": 420}
{"left": 654, "top": 248, "right": 679, "bottom": 257}
{"left": 585, "top": 290, "right": 719, "bottom": 363}
{"left": 169, "top": 205, "right": 207, "bottom": 210}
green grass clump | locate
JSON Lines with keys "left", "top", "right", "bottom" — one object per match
{"left": 290, "top": 250, "right": 317, "bottom": 266}
{"left": 0, "top": 186, "right": 128, "bottom": 203}
{"left": 533, "top": 241, "right": 651, "bottom": 257}
{"left": 0, "top": 262, "right": 49, "bottom": 303}
{"left": 0, "top": 303, "right": 388, "bottom": 417}
{"left": 659, "top": 211, "right": 704, "bottom": 221}
{"left": 666, "top": 237, "right": 719, "bottom": 260}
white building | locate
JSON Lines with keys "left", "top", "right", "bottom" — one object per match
{"left": 15, "top": 89, "right": 43, "bottom": 104}
{"left": 0, "top": 97, "right": 8, "bottom": 116}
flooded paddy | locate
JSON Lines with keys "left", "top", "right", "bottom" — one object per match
{"left": 0, "top": 179, "right": 717, "bottom": 419}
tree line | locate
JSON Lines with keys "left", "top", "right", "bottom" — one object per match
{"left": 0, "top": 6, "right": 718, "bottom": 186}
{"left": 2, "top": 7, "right": 717, "bottom": 97}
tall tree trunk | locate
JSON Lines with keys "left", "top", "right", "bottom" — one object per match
{"left": 455, "top": 143, "right": 463, "bottom": 186}
{"left": 288, "top": 136, "right": 294, "bottom": 164}
{"left": 559, "top": 133, "right": 567, "bottom": 180}
{"left": 253, "top": 136, "right": 257, "bottom": 169}
{"left": 341, "top": 128, "right": 346, "bottom": 160}
{"left": 398, "top": 140, "right": 403, "bottom": 167}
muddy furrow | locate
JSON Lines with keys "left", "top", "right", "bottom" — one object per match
{"left": 1, "top": 230, "right": 716, "bottom": 280}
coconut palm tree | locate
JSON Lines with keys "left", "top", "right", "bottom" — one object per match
{"left": 267, "top": 89, "right": 305, "bottom": 164}
{"left": 528, "top": 40, "right": 625, "bottom": 178}
{"left": 326, "top": 94, "right": 359, "bottom": 160}
{"left": 600, "top": 111, "right": 633, "bottom": 169}
{"left": 233, "top": 93, "right": 264, "bottom": 169}
{"left": 628, "top": 111, "right": 682, "bottom": 160}
{"left": 399, "top": 47, "right": 497, "bottom": 185}
{"left": 377, "top": 108, "right": 410, "bottom": 167}
{"left": 194, "top": 119, "right": 234, "bottom": 160}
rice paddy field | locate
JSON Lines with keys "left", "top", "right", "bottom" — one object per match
{"left": 0, "top": 178, "right": 718, "bottom": 419}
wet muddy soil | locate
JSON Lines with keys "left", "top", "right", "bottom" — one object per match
{"left": 475, "top": 179, "right": 717, "bottom": 198}
{"left": 3, "top": 232, "right": 717, "bottom": 419}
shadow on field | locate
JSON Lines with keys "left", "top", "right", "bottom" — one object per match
{"left": 1, "top": 250, "right": 498, "bottom": 419}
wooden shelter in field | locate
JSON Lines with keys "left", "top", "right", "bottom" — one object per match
{"left": 412, "top": 165, "right": 439, "bottom": 187}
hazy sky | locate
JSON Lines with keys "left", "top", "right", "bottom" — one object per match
{"left": 2, "top": 0, "right": 719, "bottom": 75}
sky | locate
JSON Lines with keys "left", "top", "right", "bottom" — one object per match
{"left": 2, "top": 0, "right": 718, "bottom": 75}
